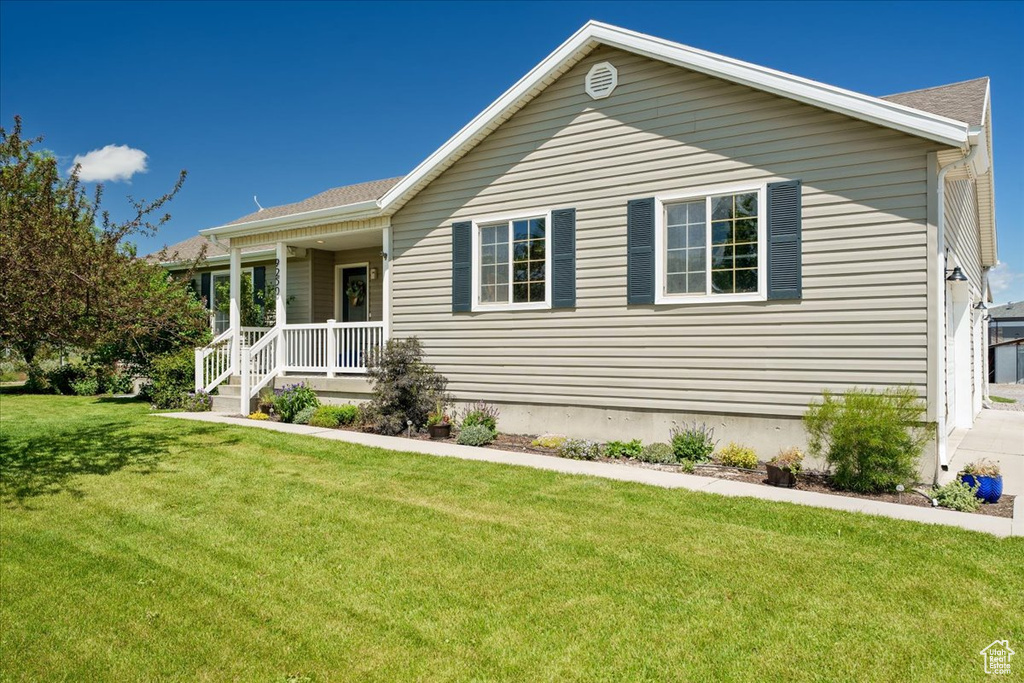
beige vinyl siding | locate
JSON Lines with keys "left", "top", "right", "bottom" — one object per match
{"left": 943, "top": 176, "right": 984, "bottom": 403}
{"left": 285, "top": 254, "right": 311, "bottom": 324}
{"left": 334, "top": 248, "right": 385, "bottom": 322}
{"left": 310, "top": 249, "right": 335, "bottom": 322}
{"left": 390, "top": 46, "right": 939, "bottom": 418}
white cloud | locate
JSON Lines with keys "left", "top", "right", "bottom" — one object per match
{"left": 71, "top": 144, "right": 148, "bottom": 182}
{"left": 988, "top": 262, "right": 1024, "bottom": 302}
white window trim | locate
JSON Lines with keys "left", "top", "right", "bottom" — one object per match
{"left": 654, "top": 182, "right": 767, "bottom": 305}
{"left": 470, "top": 209, "right": 553, "bottom": 312}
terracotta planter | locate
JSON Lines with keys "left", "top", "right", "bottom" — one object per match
{"left": 766, "top": 463, "right": 797, "bottom": 488}
{"left": 428, "top": 424, "right": 451, "bottom": 439}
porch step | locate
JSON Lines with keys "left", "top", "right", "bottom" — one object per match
{"left": 211, "top": 393, "right": 255, "bottom": 414}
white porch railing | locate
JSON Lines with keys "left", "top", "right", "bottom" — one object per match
{"left": 281, "top": 321, "right": 386, "bottom": 376}
{"left": 195, "top": 321, "right": 386, "bottom": 412}
{"left": 241, "top": 326, "right": 272, "bottom": 348}
{"left": 194, "top": 328, "right": 235, "bottom": 393}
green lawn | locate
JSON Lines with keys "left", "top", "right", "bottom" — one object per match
{"left": 990, "top": 395, "right": 1017, "bottom": 404}
{"left": 1, "top": 395, "right": 1022, "bottom": 681}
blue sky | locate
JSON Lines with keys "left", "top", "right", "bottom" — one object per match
{"left": 2, "top": 1, "right": 1022, "bottom": 301}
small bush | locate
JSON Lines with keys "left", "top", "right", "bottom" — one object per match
{"left": 273, "top": 383, "right": 319, "bottom": 423}
{"left": 180, "top": 391, "right": 212, "bottom": 412}
{"left": 365, "top": 337, "right": 450, "bottom": 435}
{"left": 456, "top": 424, "right": 494, "bottom": 447}
{"left": 804, "top": 387, "right": 928, "bottom": 493}
{"left": 334, "top": 404, "right": 360, "bottom": 425}
{"left": 933, "top": 479, "right": 981, "bottom": 512}
{"left": 605, "top": 439, "right": 644, "bottom": 459}
{"left": 46, "top": 364, "right": 91, "bottom": 395}
{"left": 257, "top": 387, "right": 276, "bottom": 414}
{"left": 23, "top": 366, "right": 54, "bottom": 394}
{"left": 531, "top": 433, "right": 567, "bottom": 449}
{"left": 638, "top": 442, "right": 676, "bottom": 464}
{"left": 308, "top": 405, "right": 359, "bottom": 429}
{"left": 70, "top": 376, "right": 100, "bottom": 396}
{"left": 248, "top": 410, "right": 270, "bottom": 420}
{"left": 717, "top": 442, "right": 759, "bottom": 469}
{"left": 142, "top": 349, "right": 195, "bottom": 409}
{"left": 460, "top": 401, "right": 500, "bottom": 438}
{"left": 961, "top": 459, "right": 1001, "bottom": 477}
{"left": 558, "top": 438, "right": 602, "bottom": 460}
{"left": 102, "top": 370, "right": 135, "bottom": 395}
{"left": 670, "top": 422, "right": 717, "bottom": 463}
{"left": 293, "top": 406, "right": 317, "bottom": 425}
{"left": 771, "top": 447, "right": 804, "bottom": 472}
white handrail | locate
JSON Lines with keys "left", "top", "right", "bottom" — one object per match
{"left": 240, "top": 326, "right": 281, "bottom": 412}
{"left": 194, "top": 328, "right": 236, "bottom": 393}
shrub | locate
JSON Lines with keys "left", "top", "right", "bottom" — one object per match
{"left": 717, "top": 442, "right": 759, "bottom": 469}
{"left": 334, "top": 403, "right": 361, "bottom": 425}
{"left": 456, "top": 424, "right": 494, "bottom": 446}
{"left": 23, "top": 366, "right": 54, "bottom": 394}
{"left": 308, "top": 405, "right": 360, "bottom": 429}
{"left": 460, "top": 401, "right": 499, "bottom": 438}
{"left": 638, "top": 442, "right": 676, "bottom": 464}
{"left": 180, "top": 391, "right": 212, "bottom": 412}
{"left": 46, "top": 364, "right": 91, "bottom": 395}
{"left": 273, "top": 383, "right": 319, "bottom": 423}
{"left": 961, "top": 460, "right": 1001, "bottom": 477}
{"left": 531, "top": 433, "right": 567, "bottom": 449}
{"left": 670, "top": 422, "right": 717, "bottom": 463}
{"left": 933, "top": 479, "right": 981, "bottom": 512}
{"left": 102, "top": 369, "right": 135, "bottom": 395}
{"left": 141, "top": 349, "right": 195, "bottom": 409}
{"left": 70, "top": 376, "right": 100, "bottom": 396}
{"left": 365, "top": 337, "right": 450, "bottom": 435}
{"left": 605, "top": 439, "right": 644, "bottom": 459}
{"left": 293, "top": 406, "right": 318, "bottom": 425}
{"left": 558, "top": 438, "right": 602, "bottom": 460}
{"left": 804, "top": 387, "right": 928, "bottom": 493}
{"left": 248, "top": 410, "right": 269, "bottom": 420}
{"left": 770, "top": 447, "right": 804, "bottom": 474}
{"left": 257, "top": 387, "right": 276, "bottom": 414}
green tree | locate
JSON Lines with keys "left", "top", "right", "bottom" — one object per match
{"left": 0, "top": 116, "right": 209, "bottom": 372}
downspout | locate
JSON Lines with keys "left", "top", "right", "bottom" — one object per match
{"left": 934, "top": 138, "right": 981, "bottom": 474}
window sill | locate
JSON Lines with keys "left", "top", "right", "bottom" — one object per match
{"left": 653, "top": 292, "right": 766, "bottom": 305}
{"left": 471, "top": 301, "right": 552, "bottom": 312}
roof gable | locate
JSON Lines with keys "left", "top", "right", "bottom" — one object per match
{"left": 377, "top": 21, "right": 973, "bottom": 215}
{"left": 882, "top": 77, "right": 989, "bottom": 127}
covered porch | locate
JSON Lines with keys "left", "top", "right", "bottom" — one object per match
{"left": 194, "top": 221, "right": 392, "bottom": 412}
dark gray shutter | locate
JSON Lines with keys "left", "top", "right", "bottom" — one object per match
{"left": 767, "top": 180, "right": 802, "bottom": 300}
{"left": 200, "top": 272, "right": 212, "bottom": 309}
{"left": 627, "top": 198, "right": 656, "bottom": 305}
{"left": 253, "top": 266, "right": 266, "bottom": 305}
{"left": 551, "top": 208, "right": 576, "bottom": 308}
{"left": 451, "top": 221, "right": 472, "bottom": 312}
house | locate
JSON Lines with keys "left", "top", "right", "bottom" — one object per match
{"left": 988, "top": 302, "right": 1024, "bottom": 384}
{"left": 158, "top": 21, "right": 997, "bottom": 481}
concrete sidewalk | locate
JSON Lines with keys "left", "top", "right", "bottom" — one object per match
{"left": 946, "top": 409, "right": 1024, "bottom": 497}
{"left": 157, "top": 412, "right": 1022, "bottom": 538}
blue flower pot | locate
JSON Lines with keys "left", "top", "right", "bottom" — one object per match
{"left": 960, "top": 474, "right": 1003, "bottom": 504}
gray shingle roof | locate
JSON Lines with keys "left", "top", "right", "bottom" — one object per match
{"left": 989, "top": 301, "right": 1024, "bottom": 320}
{"left": 225, "top": 176, "right": 404, "bottom": 226}
{"left": 147, "top": 234, "right": 267, "bottom": 264}
{"left": 881, "top": 77, "right": 989, "bottom": 126}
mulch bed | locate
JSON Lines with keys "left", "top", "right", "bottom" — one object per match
{"left": 245, "top": 416, "right": 1016, "bottom": 518}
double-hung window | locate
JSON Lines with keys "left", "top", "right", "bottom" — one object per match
{"left": 657, "top": 185, "right": 766, "bottom": 302}
{"left": 474, "top": 213, "right": 550, "bottom": 310}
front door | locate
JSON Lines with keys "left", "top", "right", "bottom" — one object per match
{"left": 340, "top": 266, "right": 369, "bottom": 322}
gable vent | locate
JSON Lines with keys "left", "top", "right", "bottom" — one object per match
{"left": 585, "top": 62, "right": 618, "bottom": 100}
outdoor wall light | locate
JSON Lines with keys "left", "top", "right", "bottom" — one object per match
{"left": 380, "top": 250, "right": 388, "bottom": 261}
{"left": 945, "top": 266, "right": 968, "bottom": 282}
{"left": 974, "top": 301, "right": 988, "bottom": 311}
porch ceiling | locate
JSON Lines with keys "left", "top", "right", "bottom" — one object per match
{"left": 236, "top": 227, "right": 384, "bottom": 252}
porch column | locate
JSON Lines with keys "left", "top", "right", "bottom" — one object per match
{"left": 382, "top": 226, "right": 392, "bottom": 340}
{"left": 276, "top": 241, "right": 288, "bottom": 371}
{"left": 229, "top": 247, "right": 242, "bottom": 373}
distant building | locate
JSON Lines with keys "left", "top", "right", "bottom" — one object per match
{"left": 988, "top": 302, "right": 1024, "bottom": 384}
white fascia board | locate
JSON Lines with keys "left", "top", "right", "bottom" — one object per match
{"left": 200, "top": 200, "right": 382, "bottom": 239}
{"left": 379, "top": 20, "right": 971, "bottom": 214}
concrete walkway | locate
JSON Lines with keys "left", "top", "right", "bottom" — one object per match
{"left": 157, "top": 412, "right": 1022, "bottom": 538}
{"left": 946, "top": 409, "right": 1024, "bottom": 497}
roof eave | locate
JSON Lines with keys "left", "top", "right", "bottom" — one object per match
{"left": 378, "top": 20, "right": 972, "bottom": 214}
{"left": 158, "top": 247, "right": 278, "bottom": 269}
{"left": 200, "top": 200, "right": 382, "bottom": 240}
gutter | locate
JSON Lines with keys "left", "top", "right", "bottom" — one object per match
{"left": 934, "top": 139, "right": 981, "bottom": 474}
